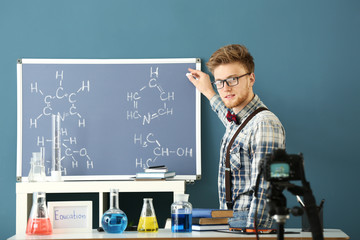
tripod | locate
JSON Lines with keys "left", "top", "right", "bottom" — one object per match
{"left": 256, "top": 150, "right": 324, "bottom": 240}
{"left": 267, "top": 183, "right": 303, "bottom": 240}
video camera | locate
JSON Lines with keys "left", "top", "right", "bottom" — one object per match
{"left": 262, "top": 149, "right": 304, "bottom": 182}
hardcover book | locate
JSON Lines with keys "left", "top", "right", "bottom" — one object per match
{"left": 192, "top": 208, "right": 233, "bottom": 218}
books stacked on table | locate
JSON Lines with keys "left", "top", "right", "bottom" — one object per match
{"left": 135, "top": 166, "right": 176, "bottom": 180}
{"left": 191, "top": 208, "right": 233, "bottom": 231}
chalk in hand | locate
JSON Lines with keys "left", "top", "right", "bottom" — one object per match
{"left": 186, "top": 73, "right": 198, "bottom": 80}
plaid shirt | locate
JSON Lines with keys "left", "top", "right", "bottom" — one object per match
{"left": 210, "top": 94, "right": 286, "bottom": 227}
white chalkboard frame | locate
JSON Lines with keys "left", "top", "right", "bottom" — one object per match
{"left": 17, "top": 58, "right": 201, "bottom": 182}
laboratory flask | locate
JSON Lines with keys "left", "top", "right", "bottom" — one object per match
{"left": 26, "top": 192, "right": 52, "bottom": 235}
{"left": 171, "top": 194, "right": 192, "bottom": 232}
{"left": 137, "top": 198, "right": 159, "bottom": 232}
{"left": 101, "top": 189, "right": 128, "bottom": 233}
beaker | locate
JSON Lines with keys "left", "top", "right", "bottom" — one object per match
{"left": 26, "top": 192, "right": 52, "bottom": 235}
{"left": 137, "top": 198, "right": 158, "bottom": 232}
{"left": 101, "top": 189, "right": 128, "bottom": 233}
{"left": 28, "top": 148, "right": 46, "bottom": 182}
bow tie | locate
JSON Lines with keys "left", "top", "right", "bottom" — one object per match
{"left": 226, "top": 110, "right": 239, "bottom": 125}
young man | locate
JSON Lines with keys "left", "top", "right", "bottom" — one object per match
{"left": 187, "top": 44, "right": 286, "bottom": 228}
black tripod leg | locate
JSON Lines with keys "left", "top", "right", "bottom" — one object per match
{"left": 277, "top": 222, "right": 285, "bottom": 240}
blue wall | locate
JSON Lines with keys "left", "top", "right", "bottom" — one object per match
{"left": 1, "top": 0, "right": 359, "bottom": 239}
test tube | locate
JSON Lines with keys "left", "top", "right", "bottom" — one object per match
{"left": 40, "top": 147, "right": 45, "bottom": 168}
{"left": 39, "top": 147, "right": 46, "bottom": 180}
{"left": 51, "top": 114, "right": 62, "bottom": 181}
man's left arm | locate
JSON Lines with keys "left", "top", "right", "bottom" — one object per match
{"left": 247, "top": 117, "right": 286, "bottom": 228}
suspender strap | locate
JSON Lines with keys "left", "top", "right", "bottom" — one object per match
{"left": 225, "top": 107, "right": 268, "bottom": 210}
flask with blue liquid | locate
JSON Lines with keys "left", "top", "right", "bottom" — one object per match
{"left": 171, "top": 194, "right": 192, "bottom": 232}
{"left": 101, "top": 189, "right": 128, "bottom": 233}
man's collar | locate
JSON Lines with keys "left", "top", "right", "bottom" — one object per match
{"left": 235, "top": 94, "right": 262, "bottom": 121}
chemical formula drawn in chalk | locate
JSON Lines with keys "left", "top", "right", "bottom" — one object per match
{"left": 125, "top": 66, "right": 191, "bottom": 169}
{"left": 126, "top": 67, "right": 175, "bottom": 125}
{"left": 29, "top": 70, "right": 93, "bottom": 175}
{"left": 133, "top": 132, "right": 194, "bottom": 169}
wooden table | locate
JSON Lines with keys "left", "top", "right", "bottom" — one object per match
{"left": 8, "top": 228, "right": 350, "bottom": 240}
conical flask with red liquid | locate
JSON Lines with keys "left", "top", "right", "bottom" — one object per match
{"left": 26, "top": 192, "right": 52, "bottom": 235}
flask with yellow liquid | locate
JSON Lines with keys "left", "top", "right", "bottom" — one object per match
{"left": 137, "top": 198, "right": 158, "bottom": 232}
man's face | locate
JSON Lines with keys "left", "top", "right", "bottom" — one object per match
{"left": 213, "top": 62, "right": 255, "bottom": 113}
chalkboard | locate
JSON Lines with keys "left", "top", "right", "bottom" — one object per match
{"left": 17, "top": 58, "right": 201, "bottom": 181}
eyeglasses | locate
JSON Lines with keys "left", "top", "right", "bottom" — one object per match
{"left": 212, "top": 73, "right": 251, "bottom": 89}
